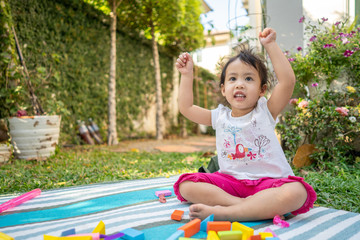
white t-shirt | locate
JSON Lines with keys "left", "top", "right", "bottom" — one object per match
{"left": 211, "top": 97, "right": 294, "bottom": 180}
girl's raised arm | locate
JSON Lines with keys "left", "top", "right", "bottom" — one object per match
{"left": 176, "top": 53, "right": 212, "bottom": 126}
{"left": 259, "top": 28, "right": 296, "bottom": 120}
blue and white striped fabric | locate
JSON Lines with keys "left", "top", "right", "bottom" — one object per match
{"left": 0, "top": 176, "right": 359, "bottom": 240}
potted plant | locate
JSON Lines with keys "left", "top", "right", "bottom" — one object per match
{"left": 1, "top": 16, "right": 66, "bottom": 160}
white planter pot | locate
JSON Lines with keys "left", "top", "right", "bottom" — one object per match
{"left": 9, "top": 115, "right": 61, "bottom": 160}
{"left": 0, "top": 143, "right": 12, "bottom": 163}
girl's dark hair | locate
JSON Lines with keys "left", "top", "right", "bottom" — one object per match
{"left": 220, "top": 45, "right": 269, "bottom": 88}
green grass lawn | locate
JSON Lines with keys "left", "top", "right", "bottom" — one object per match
{"left": 1, "top": 146, "right": 359, "bottom": 214}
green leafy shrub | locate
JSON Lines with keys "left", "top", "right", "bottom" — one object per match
{"left": 276, "top": 17, "right": 360, "bottom": 165}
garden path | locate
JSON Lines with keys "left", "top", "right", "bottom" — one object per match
{"left": 110, "top": 135, "right": 216, "bottom": 153}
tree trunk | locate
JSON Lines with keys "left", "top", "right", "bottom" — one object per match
{"left": 151, "top": 22, "right": 164, "bottom": 140}
{"left": 107, "top": 0, "right": 118, "bottom": 145}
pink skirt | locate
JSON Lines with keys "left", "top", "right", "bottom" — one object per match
{"left": 173, "top": 172, "right": 317, "bottom": 215}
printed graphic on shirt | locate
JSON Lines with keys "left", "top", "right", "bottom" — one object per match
{"left": 221, "top": 123, "right": 271, "bottom": 163}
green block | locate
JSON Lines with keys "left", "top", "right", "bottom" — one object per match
{"left": 218, "top": 230, "right": 242, "bottom": 240}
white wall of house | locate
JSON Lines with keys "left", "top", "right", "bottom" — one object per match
{"left": 243, "top": 0, "right": 356, "bottom": 52}
{"left": 193, "top": 43, "right": 231, "bottom": 74}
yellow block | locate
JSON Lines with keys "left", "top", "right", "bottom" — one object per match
{"left": 0, "top": 232, "right": 14, "bottom": 240}
{"left": 92, "top": 221, "right": 105, "bottom": 234}
{"left": 259, "top": 232, "right": 273, "bottom": 240}
{"left": 231, "top": 222, "right": 254, "bottom": 240}
{"left": 207, "top": 230, "right": 220, "bottom": 240}
{"left": 43, "top": 236, "right": 92, "bottom": 240}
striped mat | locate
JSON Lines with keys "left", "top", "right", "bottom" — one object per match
{"left": 0, "top": 176, "right": 359, "bottom": 240}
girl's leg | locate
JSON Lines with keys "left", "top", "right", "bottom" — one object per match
{"left": 189, "top": 181, "right": 308, "bottom": 221}
{"left": 179, "top": 180, "right": 244, "bottom": 206}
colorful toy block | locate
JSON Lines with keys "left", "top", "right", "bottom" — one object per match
{"left": 61, "top": 228, "right": 76, "bottom": 236}
{"left": 0, "top": 232, "right": 14, "bottom": 240}
{"left": 263, "top": 228, "right": 277, "bottom": 237}
{"left": 207, "top": 230, "right": 220, "bottom": 240}
{"left": 68, "top": 233, "right": 100, "bottom": 240}
{"left": 166, "top": 230, "right": 184, "bottom": 240}
{"left": 43, "top": 236, "right": 92, "bottom": 240}
{"left": 121, "top": 228, "right": 144, "bottom": 240}
{"left": 171, "top": 210, "right": 185, "bottom": 221}
{"left": 248, "top": 235, "right": 261, "bottom": 240}
{"left": 259, "top": 232, "right": 273, "bottom": 240}
{"left": 92, "top": 221, "right": 105, "bottom": 234}
{"left": 178, "top": 218, "right": 201, "bottom": 237}
{"left": 103, "top": 232, "right": 125, "bottom": 240}
{"left": 207, "top": 221, "right": 231, "bottom": 232}
{"left": 231, "top": 222, "right": 254, "bottom": 240}
{"left": 264, "top": 238, "right": 280, "bottom": 240}
{"left": 179, "top": 238, "right": 202, "bottom": 240}
{"left": 158, "top": 194, "right": 167, "bottom": 203}
{"left": 201, "top": 214, "right": 214, "bottom": 231}
{"left": 218, "top": 230, "right": 242, "bottom": 240}
{"left": 155, "top": 190, "right": 172, "bottom": 197}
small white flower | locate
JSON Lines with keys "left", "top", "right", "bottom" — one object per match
{"left": 349, "top": 116, "right": 356, "bottom": 123}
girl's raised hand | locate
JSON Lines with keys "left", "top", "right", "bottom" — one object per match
{"left": 259, "top": 28, "right": 277, "bottom": 46}
{"left": 175, "top": 52, "right": 193, "bottom": 75}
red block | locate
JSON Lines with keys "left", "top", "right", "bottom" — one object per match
{"left": 248, "top": 235, "right": 261, "bottom": 240}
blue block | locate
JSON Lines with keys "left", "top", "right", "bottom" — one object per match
{"left": 166, "top": 229, "right": 185, "bottom": 240}
{"left": 61, "top": 228, "right": 76, "bottom": 236}
{"left": 122, "top": 228, "right": 145, "bottom": 240}
{"left": 265, "top": 238, "right": 280, "bottom": 240}
{"left": 200, "top": 214, "right": 214, "bottom": 232}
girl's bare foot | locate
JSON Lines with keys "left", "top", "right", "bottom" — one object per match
{"left": 189, "top": 203, "right": 229, "bottom": 221}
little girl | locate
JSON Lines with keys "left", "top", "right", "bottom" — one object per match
{"left": 174, "top": 28, "right": 317, "bottom": 221}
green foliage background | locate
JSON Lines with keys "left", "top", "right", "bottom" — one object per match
{"left": 3, "top": 0, "right": 209, "bottom": 143}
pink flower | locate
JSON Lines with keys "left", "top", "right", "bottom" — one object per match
{"left": 344, "top": 49, "right": 354, "bottom": 57}
{"left": 310, "top": 36, "right": 317, "bottom": 42}
{"left": 247, "top": 152, "right": 257, "bottom": 160}
{"left": 311, "top": 83, "right": 319, "bottom": 87}
{"left": 289, "top": 98, "right": 298, "bottom": 106}
{"left": 324, "top": 43, "right": 336, "bottom": 48}
{"left": 335, "top": 107, "right": 349, "bottom": 116}
{"left": 16, "top": 110, "right": 27, "bottom": 117}
{"left": 297, "top": 46, "right": 302, "bottom": 51}
{"left": 321, "top": 17, "right": 328, "bottom": 22}
{"left": 299, "top": 16, "right": 305, "bottom": 23}
{"left": 298, "top": 100, "right": 309, "bottom": 108}
{"left": 342, "top": 38, "right": 349, "bottom": 44}
{"left": 288, "top": 58, "right": 295, "bottom": 62}
{"left": 335, "top": 21, "right": 341, "bottom": 26}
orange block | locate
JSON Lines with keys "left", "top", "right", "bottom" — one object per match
{"left": 248, "top": 235, "right": 261, "bottom": 240}
{"left": 171, "top": 210, "right": 185, "bottom": 221}
{"left": 178, "top": 219, "right": 201, "bottom": 237}
{"left": 207, "top": 221, "right": 231, "bottom": 232}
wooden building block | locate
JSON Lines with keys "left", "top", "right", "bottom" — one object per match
{"left": 171, "top": 210, "right": 185, "bottom": 221}
{"left": 92, "top": 221, "right": 105, "bottom": 234}
{"left": 0, "top": 232, "right": 14, "bottom": 240}
{"left": 166, "top": 230, "right": 184, "bottom": 240}
{"left": 178, "top": 219, "right": 201, "bottom": 237}
{"left": 259, "top": 232, "right": 273, "bottom": 240}
{"left": 218, "top": 230, "right": 242, "bottom": 240}
{"left": 121, "top": 228, "right": 144, "bottom": 240}
{"left": 207, "top": 230, "right": 220, "bottom": 240}
{"left": 231, "top": 222, "right": 254, "bottom": 240}
{"left": 207, "top": 221, "right": 231, "bottom": 233}
{"left": 248, "top": 235, "right": 261, "bottom": 240}
{"left": 155, "top": 190, "right": 172, "bottom": 197}
{"left": 201, "top": 214, "right": 214, "bottom": 231}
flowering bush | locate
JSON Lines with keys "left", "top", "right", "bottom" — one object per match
{"left": 277, "top": 17, "right": 360, "bottom": 165}
{"left": 289, "top": 17, "right": 360, "bottom": 86}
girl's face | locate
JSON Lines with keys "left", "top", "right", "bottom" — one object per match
{"left": 221, "top": 59, "right": 266, "bottom": 117}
